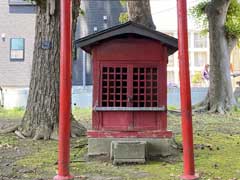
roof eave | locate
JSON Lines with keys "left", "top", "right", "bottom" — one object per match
{"left": 75, "top": 21, "right": 178, "bottom": 55}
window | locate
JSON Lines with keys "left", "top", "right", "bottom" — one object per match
{"left": 194, "top": 52, "right": 207, "bottom": 67}
{"left": 101, "top": 65, "right": 159, "bottom": 108}
{"left": 10, "top": 38, "right": 25, "bottom": 61}
{"left": 194, "top": 33, "right": 207, "bottom": 48}
{"left": 132, "top": 67, "right": 158, "bottom": 107}
{"left": 102, "top": 66, "right": 128, "bottom": 107}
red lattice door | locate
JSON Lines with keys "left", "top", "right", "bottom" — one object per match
{"left": 97, "top": 63, "right": 164, "bottom": 130}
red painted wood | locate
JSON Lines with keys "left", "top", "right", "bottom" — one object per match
{"left": 158, "top": 47, "right": 168, "bottom": 131}
{"left": 92, "top": 48, "right": 100, "bottom": 130}
{"left": 91, "top": 36, "right": 170, "bottom": 138}
{"left": 102, "top": 112, "right": 132, "bottom": 130}
{"left": 55, "top": 0, "right": 73, "bottom": 179}
{"left": 88, "top": 130, "right": 172, "bottom": 138}
{"left": 177, "top": 0, "right": 198, "bottom": 179}
{"left": 128, "top": 64, "right": 134, "bottom": 130}
{"left": 97, "top": 38, "right": 164, "bottom": 61}
{"left": 133, "top": 112, "right": 157, "bottom": 130}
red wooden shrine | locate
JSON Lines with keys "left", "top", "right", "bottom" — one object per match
{"left": 75, "top": 21, "right": 178, "bottom": 139}
{"left": 56, "top": 1, "right": 197, "bottom": 179}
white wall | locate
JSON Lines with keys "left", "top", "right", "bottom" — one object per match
{"left": 2, "top": 87, "right": 28, "bottom": 108}
{"left": 150, "top": 0, "right": 200, "bottom": 32}
{"left": 1, "top": 86, "right": 93, "bottom": 109}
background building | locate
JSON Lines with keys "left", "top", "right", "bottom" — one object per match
{"left": 71, "top": 0, "right": 124, "bottom": 107}
{"left": 0, "top": 0, "right": 239, "bottom": 108}
{"left": 0, "top": 0, "right": 124, "bottom": 108}
{"left": 0, "top": 0, "right": 36, "bottom": 108}
{"left": 151, "top": 0, "right": 240, "bottom": 88}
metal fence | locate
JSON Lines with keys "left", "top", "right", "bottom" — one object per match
{"left": 2, "top": 86, "right": 208, "bottom": 109}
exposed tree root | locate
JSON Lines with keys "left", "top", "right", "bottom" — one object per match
{"left": 0, "top": 124, "right": 19, "bottom": 134}
{"left": 49, "top": 119, "right": 87, "bottom": 140}
{"left": 15, "top": 130, "right": 26, "bottom": 139}
{"left": 71, "top": 119, "right": 86, "bottom": 138}
{"left": 192, "top": 90, "right": 210, "bottom": 112}
{"left": 192, "top": 96, "right": 210, "bottom": 113}
{"left": 193, "top": 97, "right": 235, "bottom": 114}
{"left": 1, "top": 119, "right": 86, "bottom": 141}
{"left": 193, "top": 104, "right": 209, "bottom": 113}
{"left": 167, "top": 110, "right": 181, "bottom": 115}
{"left": 29, "top": 119, "right": 86, "bottom": 140}
{"left": 209, "top": 104, "right": 225, "bottom": 114}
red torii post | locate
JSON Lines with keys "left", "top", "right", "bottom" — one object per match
{"left": 54, "top": 0, "right": 73, "bottom": 179}
{"left": 177, "top": 0, "right": 199, "bottom": 179}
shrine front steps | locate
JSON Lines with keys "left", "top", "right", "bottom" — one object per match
{"left": 87, "top": 138, "right": 180, "bottom": 163}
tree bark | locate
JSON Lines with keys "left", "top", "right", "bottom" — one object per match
{"left": 127, "top": 0, "right": 156, "bottom": 30}
{"left": 204, "top": 0, "right": 237, "bottom": 113}
{"left": 19, "top": 0, "right": 86, "bottom": 140}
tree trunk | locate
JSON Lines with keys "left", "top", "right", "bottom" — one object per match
{"left": 127, "top": 0, "right": 156, "bottom": 30}
{"left": 204, "top": 0, "right": 237, "bottom": 113}
{"left": 19, "top": 0, "right": 86, "bottom": 140}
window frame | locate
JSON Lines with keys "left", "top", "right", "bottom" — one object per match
{"left": 10, "top": 38, "right": 25, "bottom": 61}
{"left": 194, "top": 51, "right": 208, "bottom": 67}
{"left": 194, "top": 33, "right": 207, "bottom": 49}
{"left": 8, "top": 0, "right": 35, "bottom": 6}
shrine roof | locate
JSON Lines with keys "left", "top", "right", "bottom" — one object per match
{"left": 75, "top": 21, "right": 178, "bottom": 55}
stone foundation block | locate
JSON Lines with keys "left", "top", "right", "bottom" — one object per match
{"left": 110, "top": 141, "right": 146, "bottom": 165}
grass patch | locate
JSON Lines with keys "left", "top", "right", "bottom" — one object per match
{"left": 0, "top": 107, "right": 92, "bottom": 121}
{"left": 16, "top": 140, "right": 58, "bottom": 179}
{"left": 167, "top": 105, "right": 178, "bottom": 111}
{"left": 0, "top": 107, "right": 25, "bottom": 120}
{"left": 0, "top": 134, "right": 18, "bottom": 147}
{"left": 2, "top": 112, "right": 240, "bottom": 179}
{"left": 72, "top": 107, "right": 91, "bottom": 121}
{"left": 194, "top": 133, "right": 240, "bottom": 179}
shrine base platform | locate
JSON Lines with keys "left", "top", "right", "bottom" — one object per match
{"left": 88, "top": 132, "right": 178, "bottom": 159}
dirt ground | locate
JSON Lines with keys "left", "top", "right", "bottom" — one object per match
{"left": 0, "top": 119, "right": 33, "bottom": 180}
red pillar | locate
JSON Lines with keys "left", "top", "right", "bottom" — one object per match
{"left": 176, "top": 0, "right": 199, "bottom": 179}
{"left": 54, "top": 0, "right": 73, "bottom": 179}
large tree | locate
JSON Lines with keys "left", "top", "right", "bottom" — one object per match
{"left": 127, "top": 0, "right": 156, "bottom": 30}
{"left": 17, "top": 0, "right": 86, "bottom": 140}
{"left": 191, "top": 0, "right": 240, "bottom": 113}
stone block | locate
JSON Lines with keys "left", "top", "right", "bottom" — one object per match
{"left": 110, "top": 141, "right": 146, "bottom": 165}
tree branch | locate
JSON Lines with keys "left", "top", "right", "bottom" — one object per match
{"left": 228, "top": 35, "right": 238, "bottom": 53}
{"left": 211, "top": 0, "right": 231, "bottom": 16}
